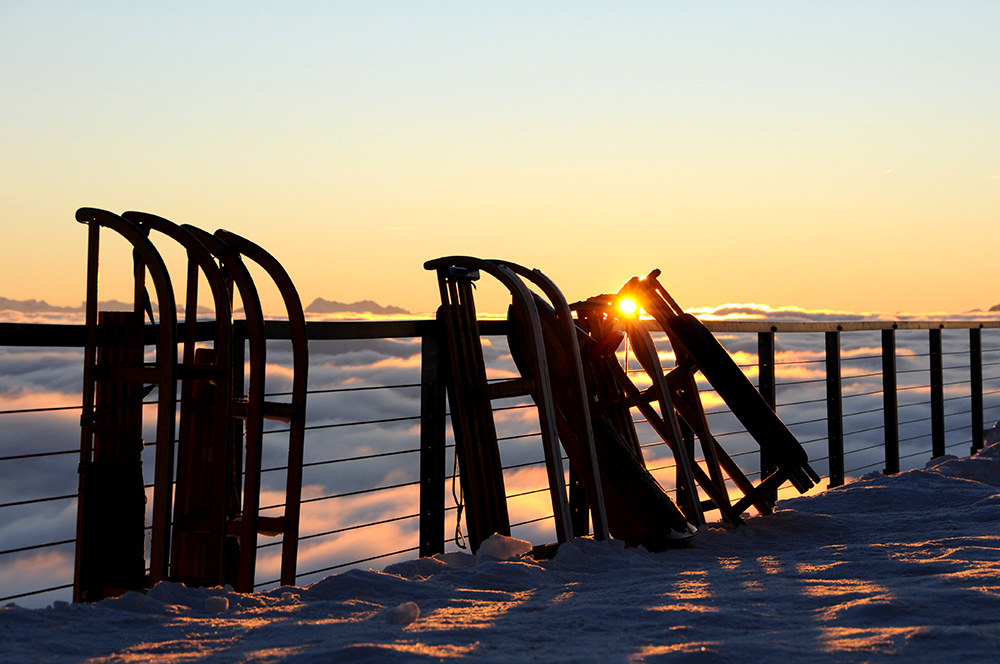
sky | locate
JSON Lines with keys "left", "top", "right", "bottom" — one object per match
{"left": 4, "top": 443, "right": 1000, "bottom": 661}
{"left": 2, "top": 1, "right": 999, "bottom": 317}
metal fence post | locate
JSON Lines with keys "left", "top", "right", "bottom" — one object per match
{"left": 757, "top": 329, "right": 777, "bottom": 504}
{"left": 930, "top": 327, "right": 945, "bottom": 458}
{"left": 826, "top": 329, "right": 844, "bottom": 487}
{"left": 419, "top": 318, "right": 447, "bottom": 557}
{"left": 971, "top": 326, "right": 984, "bottom": 454}
{"left": 882, "top": 327, "right": 899, "bottom": 475}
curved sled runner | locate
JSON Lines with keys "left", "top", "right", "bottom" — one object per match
{"left": 181, "top": 225, "right": 308, "bottom": 592}
{"left": 121, "top": 211, "right": 237, "bottom": 590}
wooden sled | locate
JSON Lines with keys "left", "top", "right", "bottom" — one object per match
{"left": 74, "top": 208, "right": 178, "bottom": 602}
{"left": 424, "top": 256, "right": 610, "bottom": 553}
{"left": 121, "top": 211, "right": 238, "bottom": 589}
{"left": 181, "top": 225, "right": 308, "bottom": 592}
{"left": 590, "top": 269, "right": 821, "bottom": 524}
{"left": 504, "top": 279, "right": 697, "bottom": 549}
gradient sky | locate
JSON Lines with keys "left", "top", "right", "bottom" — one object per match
{"left": 2, "top": 1, "right": 998, "bottom": 316}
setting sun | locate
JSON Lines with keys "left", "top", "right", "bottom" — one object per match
{"left": 618, "top": 298, "right": 640, "bottom": 317}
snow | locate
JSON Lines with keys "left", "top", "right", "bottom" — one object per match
{"left": 4, "top": 444, "right": 1000, "bottom": 662}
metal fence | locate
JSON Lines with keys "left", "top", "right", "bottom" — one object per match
{"left": 3, "top": 317, "right": 999, "bottom": 607}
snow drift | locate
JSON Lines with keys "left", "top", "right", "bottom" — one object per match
{"left": 4, "top": 442, "right": 1000, "bottom": 662}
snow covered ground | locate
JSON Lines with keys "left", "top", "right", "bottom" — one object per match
{"left": 4, "top": 443, "right": 1000, "bottom": 662}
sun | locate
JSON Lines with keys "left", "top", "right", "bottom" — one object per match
{"left": 618, "top": 298, "right": 639, "bottom": 316}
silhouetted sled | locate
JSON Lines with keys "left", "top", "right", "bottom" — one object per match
{"left": 118, "top": 211, "right": 237, "bottom": 591}
{"left": 617, "top": 270, "right": 821, "bottom": 513}
{"left": 425, "top": 256, "right": 599, "bottom": 554}
{"left": 180, "top": 224, "right": 309, "bottom": 593}
{"left": 73, "top": 208, "right": 308, "bottom": 602}
{"left": 508, "top": 291, "right": 696, "bottom": 549}
{"left": 572, "top": 296, "right": 750, "bottom": 524}
{"left": 74, "top": 208, "right": 178, "bottom": 602}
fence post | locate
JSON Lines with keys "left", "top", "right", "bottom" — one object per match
{"left": 419, "top": 319, "right": 447, "bottom": 557}
{"left": 231, "top": 322, "right": 247, "bottom": 497}
{"left": 930, "top": 327, "right": 945, "bottom": 458}
{"left": 882, "top": 327, "right": 899, "bottom": 475}
{"left": 826, "top": 329, "right": 844, "bottom": 487}
{"left": 971, "top": 326, "right": 984, "bottom": 454}
{"left": 757, "top": 329, "right": 777, "bottom": 505}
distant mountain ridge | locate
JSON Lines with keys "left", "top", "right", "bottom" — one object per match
{"left": 305, "top": 298, "right": 409, "bottom": 315}
{"left": 0, "top": 297, "right": 131, "bottom": 313}
{"left": 0, "top": 296, "right": 409, "bottom": 316}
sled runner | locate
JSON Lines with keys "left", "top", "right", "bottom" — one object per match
{"left": 488, "top": 261, "right": 610, "bottom": 542}
{"left": 119, "top": 211, "right": 237, "bottom": 589}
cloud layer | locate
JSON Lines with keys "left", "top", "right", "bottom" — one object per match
{"left": 4, "top": 303, "right": 1000, "bottom": 606}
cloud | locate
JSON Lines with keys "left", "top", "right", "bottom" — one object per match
{"left": 4, "top": 304, "right": 999, "bottom": 606}
{"left": 690, "top": 303, "right": 860, "bottom": 322}
{"left": 0, "top": 548, "right": 74, "bottom": 604}
{"left": 0, "top": 349, "right": 83, "bottom": 396}
{"left": 687, "top": 302, "right": 1000, "bottom": 323}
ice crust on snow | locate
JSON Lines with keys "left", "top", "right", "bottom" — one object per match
{"left": 4, "top": 442, "right": 1000, "bottom": 662}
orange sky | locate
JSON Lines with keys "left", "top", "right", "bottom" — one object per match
{"left": 2, "top": 3, "right": 998, "bottom": 317}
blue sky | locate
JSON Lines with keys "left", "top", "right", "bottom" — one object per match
{"left": 2, "top": 1, "right": 998, "bottom": 315}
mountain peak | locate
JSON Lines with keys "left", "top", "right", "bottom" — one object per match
{"left": 304, "top": 298, "right": 409, "bottom": 316}
{"left": 1, "top": 295, "right": 411, "bottom": 317}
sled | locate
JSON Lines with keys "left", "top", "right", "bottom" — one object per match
{"left": 424, "top": 256, "right": 607, "bottom": 553}
{"left": 215, "top": 228, "right": 308, "bottom": 591}
{"left": 121, "top": 211, "right": 237, "bottom": 589}
{"left": 502, "top": 275, "right": 696, "bottom": 548}
{"left": 557, "top": 299, "right": 713, "bottom": 530}
{"left": 488, "top": 261, "right": 610, "bottom": 542}
{"left": 573, "top": 297, "right": 751, "bottom": 525}
{"left": 608, "top": 270, "right": 821, "bottom": 519}
{"left": 73, "top": 208, "right": 178, "bottom": 601}
{"left": 181, "top": 225, "right": 308, "bottom": 592}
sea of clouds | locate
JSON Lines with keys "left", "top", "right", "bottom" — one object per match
{"left": 3, "top": 300, "right": 1000, "bottom": 607}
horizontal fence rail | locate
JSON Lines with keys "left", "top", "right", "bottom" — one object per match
{"left": 2, "top": 317, "right": 999, "bottom": 606}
